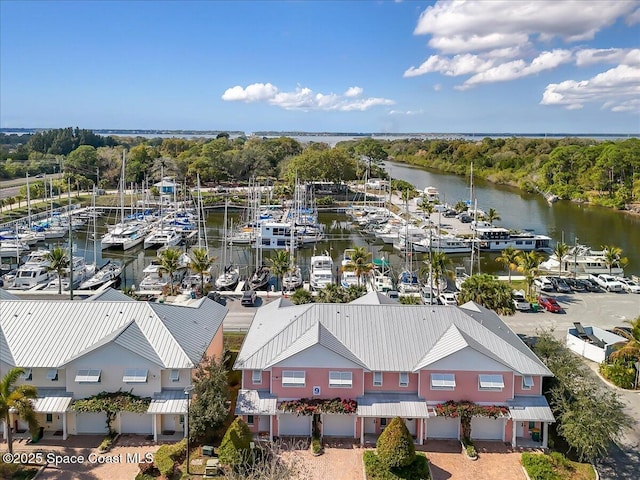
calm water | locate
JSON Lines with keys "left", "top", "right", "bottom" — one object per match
{"left": 39, "top": 162, "right": 639, "bottom": 288}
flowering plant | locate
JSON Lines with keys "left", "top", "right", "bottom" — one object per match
{"left": 435, "top": 400, "right": 509, "bottom": 439}
{"left": 278, "top": 397, "right": 357, "bottom": 416}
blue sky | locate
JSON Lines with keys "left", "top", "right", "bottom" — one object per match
{"left": 1, "top": 0, "right": 639, "bottom": 134}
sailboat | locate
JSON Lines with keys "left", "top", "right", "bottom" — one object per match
{"left": 397, "top": 198, "right": 420, "bottom": 295}
{"left": 282, "top": 183, "right": 303, "bottom": 291}
{"left": 215, "top": 199, "right": 240, "bottom": 290}
{"left": 79, "top": 186, "right": 122, "bottom": 290}
{"left": 248, "top": 180, "right": 271, "bottom": 290}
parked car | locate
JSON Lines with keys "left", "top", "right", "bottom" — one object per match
{"left": 512, "top": 290, "right": 531, "bottom": 311}
{"left": 438, "top": 292, "right": 458, "bottom": 305}
{"left": 241, "top": 289, "right": 257, "bottom": 306}
{"left": 617, "top": 277, "right": 640, "bottom": 294}
{"left": 443, "top": 209, "right": 457, "bottom": 218}
{"left": 550, "top": 277, "right": 571, "bottom": 293}
{"left": 537, "top": 295, "right": 563, "bottom": 313}
{"left": 458, "top": 214, "right": 472, "bottom": 223}
{"left": 534, "top": 276, "right": 554, "bottom": 292}
{"left": 564, "top": 277, "right": 585, "bottom": 292}
{"left": 589, "top": 274, "right": 624, "bottom": 292}
{"left": 579, "top": 278, "right": 601, "bottom": 292}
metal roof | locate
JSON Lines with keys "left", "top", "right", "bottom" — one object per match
{"left": 508, "top": 396, "right": 555, "bottom": 423}
{"left": 0, "top": 289, "right": 20, "bottom": 300}
{"left": 357, "top": 393, "right": 430, "bottom": 418}
{"left": 235, "top": 389, "right": 278, "bottom": 415}
{"left": 33, "top": 389, "right": 73, "bottom": 413}
{"left": 84, "top": 288, "right": 134, "bottom": 302}
{"left": 0, "top": 298, "right": 226, "bottom": 369}
{"left": 349, "top": 290, "right": 397, "bottom": 305}
{"left": 147, "top": 389, "right": 188, "bottom": 414}
{"left": 235, "top": 302, "right": 552, "bottom": 377}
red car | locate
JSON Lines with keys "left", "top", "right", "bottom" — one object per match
{"left": 538, "top": 296, "right": 563, "bottom": 313}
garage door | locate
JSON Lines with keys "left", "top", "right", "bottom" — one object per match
{"left": 471, "top": 417, "right": 504, "bottom": 440}
{"left": 322, "top": 414, "right": 355, "bottom": 437}
{"left": 76, "top": 412, "right": 108, "bottom": 434}
{"left": 120, "top": 412, "right": 153, "bottom": 435}
{"left": 278, "top": 414, "right": 311, "bottom": 436}
{"left": 426, "top": 417, "right": 459, "bottom": 439}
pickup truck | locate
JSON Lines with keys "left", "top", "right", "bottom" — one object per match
{"left": 589, "top": 274, "right": 624, "bottom": 292}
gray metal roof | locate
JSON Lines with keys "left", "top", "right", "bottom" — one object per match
{"left": 33, "top": 389, "right": 73, "bottom": 413}
{"left": 508, "top": 396, "right": 555, "bottom": 423}
{"left": 0, "top": 289, "right": 20, "bottom": 300}
{"left": 235, "top": 302, "right": 552, "bottom": 377}
{"left": 350, "top": 290, "right": 397, "bottom": 305}
{"left": 147, "top": 389, "right": 188, "bottom": 414}
{"left": 235, "top": 389, "right": 278, "bottom": 415}
{"left": 0, "top": 298, "right": 226, "bottom": 369}
{"left": 0, "top": 326, "right": 15, "bottom": 365}
{"left": 357, "top": 393, "right": 430, "bottom": 418}
{"left": 84, "top": 288, "right": 135, "bottom": 302}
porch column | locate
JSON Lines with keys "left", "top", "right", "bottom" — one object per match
{"left": 360, "top": 417, "right": 364, "bottom": 445}
{"left": 2, "top": 420, "right": 7, "bottom": 440}
{"left": 62, "top": 413, "right": 68, "bottom": 440}
{"left": 153, "top": 414, "right": 158, "bottom": 442}
{"left": 419, "top": 419, "right": 424, "bottom": 445}
{"left": 542, "top": 422, "right": 549, "bottom": 449}
{"left": 269, "top": 415, "right": 272, "bottom": 442}
{"left": 511, "top": 420, "right": 517, "bottom": 448}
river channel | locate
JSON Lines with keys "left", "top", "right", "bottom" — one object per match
{"left": 38, "top": 161, "right": 640, "bottom": 289}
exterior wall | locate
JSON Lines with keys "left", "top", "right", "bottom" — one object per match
{"left": 274, "top": 345, "right": 362, "bottom": 369}
{"left": 363, "top": 371, "right": 418, "bottom": 393}
{"left": 159, "top": 368, "right": 192, "bottom": 389}
{"left": 513, "top": 375, "right": 543, "bottom": 396}
{"left": 271, "top": 366, "right": 364, "bottom": 399}
{"left": 242, "top": 370, "right": 272, "bottom": 391}
{"left": 36, "top": 413, "right": 63, "bottom": 433}
{"left": 420, "top": 370, "right": 514, "bottom": 403}
{"left": 204, "top": 327, "right": 224, "bottom": 362}
{"left": 65, "top": 343, "right": 162, "bottom": 399}
{"left": 505, "top": 419, "right": 513, "bottom": 443}
{"left": 13, "top": 367, "right": 67, "bottom": 389}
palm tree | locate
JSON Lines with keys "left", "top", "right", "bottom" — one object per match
{"left": 316, "top": 284, "right": 343, "bottom": 303}
{"left": 418, "top": 198, "right": 434, "bottom": 219}
{"left": 601, "top": 245, "right": 627, "bottom": 274}
{"left": 421, "top": 251, "right": 451, "bottom": 295}
{"left": 188, "top": 248, "right": 216, "bottom": 296}
{"left": 158, "top": 247, "right": 182, "bottom": 296}
{"left": 454, "top": 201, "right": 467, "bottom": 213}
{"left": 496, "top": 246, "right": 521, "bottom": 283}
{"left": 268, "top": 250, "right": 291, "bottom": 293}
{"left": 342, "top": 246, "right": 373, "bottom": 286}
{"left": 484, "top": 208, "right": 501, "bottom": 225}
{"left": 290, "top": 288, "right": 313, "bottom": 305}
{"left": 1, "top": 368, "right": 38, "bottom": 454}
{"left": 609, "top": 316, "right": 640, "bottom": 362}
{"left": 516, "top": 251, "right": 543, "bottom": 297}
{"left": 552, "top": 242, "right": 570, "bottom": 276}
{"left": 46, "top": 247, "right": 69, "bottom": 295}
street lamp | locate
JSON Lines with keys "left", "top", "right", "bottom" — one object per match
{"left": 184, "top": 385, "right": 195, "bottom": 474}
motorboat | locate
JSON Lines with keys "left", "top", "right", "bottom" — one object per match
{"left": 79, "top": 260, "right": 122, "bottom": 290}
{"left": 539, "top": 244, "right": 624, "bottom": 276}
{"left": 138, "top": 253, "right": 190, "bottom": 292}
{"left": 475, "top": 226, "right": 551, "bottom": 251}
{"left": 215, "top": 265, "right": 240, "bottom": 291}
{"left": 0, "top": 240, "right": 30, "bottom": 257}
{"left": 143, "top": 227, "right": 182, "bottom": 249}
{"left": 340, "top": 249, "right": 359, "bottom": 288}
{"left": 101, "top": 221, "right": 150, "bottom": 250}
{"left": 248, "top": 266, "right": 271, "bottom": 291}
{"left": 310, "top": 253, "right": 333, "bottom": 289}
{"left": 44, "top": 256, "right": 96, "bottom": 291}
{"left": 413, "top": 233, "right": 472, "bottom": 255}
{"left": 282, "top": 265, "right": 304, "bottom": 291}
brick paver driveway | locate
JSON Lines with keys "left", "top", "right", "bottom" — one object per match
{"left": 423, "top": 440, "right": 526, "bottom": 480}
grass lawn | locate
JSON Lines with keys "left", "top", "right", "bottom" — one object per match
{"left": 224, "top": 332, "right": 246, "bottom": 352}
{"left": 522, "top": 452, "right": 596, "bottom": 480}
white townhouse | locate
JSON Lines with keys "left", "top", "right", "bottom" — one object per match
{"left": 0, "top": 288, "right": 226, "bottom": 442}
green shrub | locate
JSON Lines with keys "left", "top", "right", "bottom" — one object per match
{"left": 99, "top": 437, "right": 112, "bottom": 451}
{"left": 218, "top": 417, "right": 253, "bottom": 468}
{"left": 465, "top": 445, "right": 477, "bottom": 458}
{"left": 599, "top": 360, "right": 636, "bottom": 389}
{"left": 376, "top": 417, "right": 416, "bottom": 468}
{"left": 363, "top": 451, "right": 430, "bottom": 480}
{"left": 549, "top": 451, "right": 571, "bottom": 469}
{"left": 311, "top": 438, "right": 322, "bottom": 454}
{"left": 521, "top": 453, "right": 560, "bottom": 480}
{"left": 154, "top": 438, "right": 187, "bottom": 477}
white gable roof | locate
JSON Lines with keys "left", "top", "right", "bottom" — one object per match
{"left": 0, "top": 297, "right": 226, "bottom": 368}
{"left": 235, "top": 302, "right": 551, "bottom": 376}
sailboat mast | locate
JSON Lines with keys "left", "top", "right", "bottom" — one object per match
{"left": 120, "top": 150, "right": 126, "bottom": 224}
{"left": 92, "top": 184, "right": 97, "bottom": 269}
{"left": 26, "top": 172, "right": 31, "bottom": 228}
{"left": 222, "top": 198, "right": 228, "bottom": 267}
{"left": 68, "top": 177, "right": 73, "bottom": 300}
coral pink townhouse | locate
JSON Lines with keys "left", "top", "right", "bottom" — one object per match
{"left": 234, "top": 291, "right": 554, "bottom": 448}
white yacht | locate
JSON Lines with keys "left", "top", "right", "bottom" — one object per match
{"left": 340, "top": 249, "right": 359, "bottom": 288}
{"left": 44, "top": 256, "right": 95, "bottom": 291}
{"left": 475, "top": 226, "right": 551, "bottom": 252}
{"left": 397, "top": 270, "right": 420, "bottom": 294}
{"left": 101, "top": 221, "right": 150, "bottom": 250}
{"left": 282, "top": 265, "right": 304, "bottom": 291}
{"left": 255, "top": 222, "right": 297, "bottom": 249}
{"left": 138, "top": 253, "right": 190, "bottom": 292}
{"left": 79, "top": 261, "right": 122, "bottom": 290}
{"left": 215, "top": 265, "right": 240, "bottom": 291}
{"left": 310, "top": 253, "right": 333, "bottom": 290}
{"left": 540, "top": 244, "right": 624, "bottom": 276}
{"left": 11, "top": 250, "right": 52, "bottom": 289}
{"left": 143, "top": 226, "right": 182, "bottom": 249}
{"left": 412, "top": 233, "right": 472, "bottom": 254}
{"left": 0, "top": 240, "right": 30, "bottom": 257}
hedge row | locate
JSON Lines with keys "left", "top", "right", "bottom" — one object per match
{"left": 363, "top": 451, "right": 430, "bottom": 480}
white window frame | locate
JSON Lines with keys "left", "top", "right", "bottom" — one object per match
{"left": 478, "top": 374, "right": 505, "bottom": 391}
{"left": 169, "top": 369, "right": 180, "bottom": 382}
{"left": 75, "top": 369, "right": 102, "bottom": 383}
{"left": 21, "top": 368, "right": 33, "bottom": 381}
{"left": 247, "top": 415, "right": 254, "bottom": 426}
{"left": 373, "top": 371, "right": 383, "bottom": 387}
{"left": 399, "top": 372, "right": 409, "bottom": 387}
{"left": 122, "top": 368, "right": 148, "bottom": 383}
{"left": 430, "top": 373, "right": 456, "bottom": 390}
{"left": 522, "top": 375, "right": 534, "bottom": 390}
{"left": 47, "top": 369, "right": 59, "bottom": 381}
{"left": 329, "top": 371, "right": 353, "bottom": 388}
{"left": 252, "top": 370, "right": 262, "bottom": 385}
{"left": 282, "top": 370, "right": 305, "bottom": 387}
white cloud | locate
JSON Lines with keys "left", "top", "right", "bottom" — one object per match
{"left": 627, "top": 7, "right": 640, "bottom": 25}
{"left": 404, "top": 53, "right": 495, "bottom": 78}
{"left": 344, "top": 86, "right": 363, "bottom": 97}
{"left": 414, "top": 0, "right": 635, "bottom": 54}
{"left": 389, "top": 109, "right": 424, "bottom": 115}
{"left": 541, "top": 64, "right": 640, "bottom": 111}
{"left": 433, "top": 83, "right": 442, "bottom": 91}
{"left": 221, "top": 83, "right": 278, "bottom": 102}
{"left": 461, "top": 49, "right": 573, "bottom": 88}
{"left": 575, "top": 48, "right": 640, "bottom": 67}
{"left": 221, "top": 83, "right": 394, "bottom": 111}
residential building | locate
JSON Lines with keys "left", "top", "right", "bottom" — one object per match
{"left": 0, "top": 289, "right": 226, "bottom": 442}
{"left": 234, "top": 291, "right": 554, "bottom": 448}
